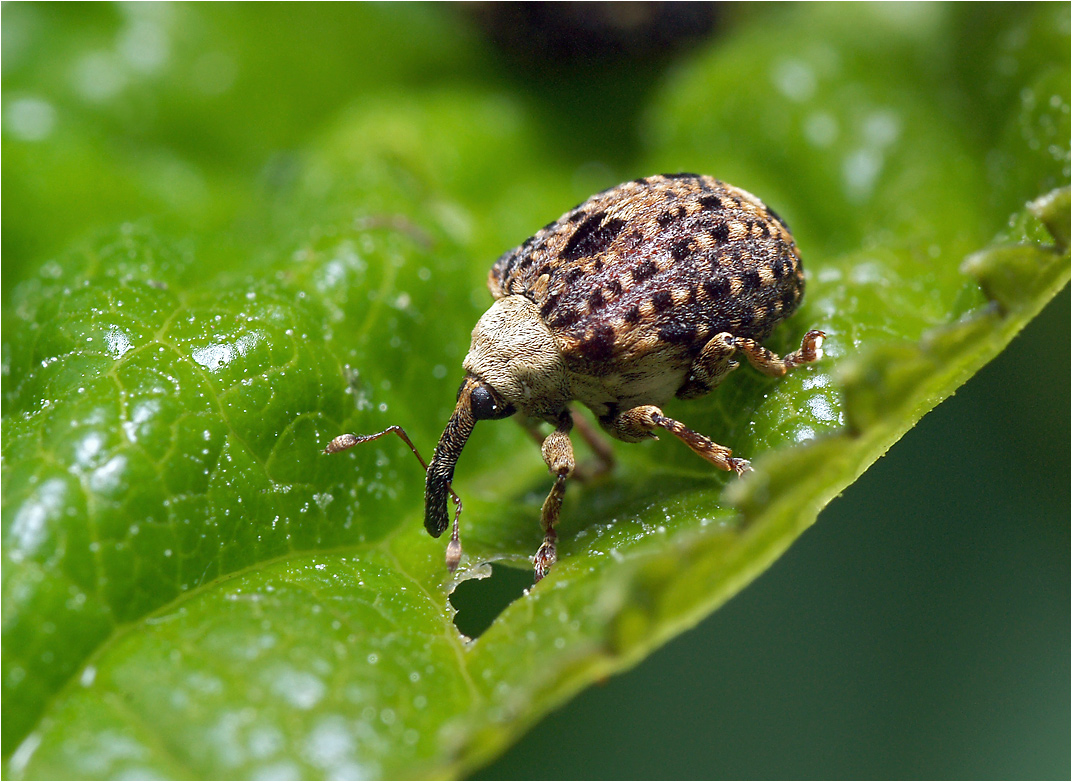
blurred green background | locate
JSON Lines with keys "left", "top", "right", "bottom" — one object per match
{"left": 3, "top": 3, "right": 1068, "bottom": 778}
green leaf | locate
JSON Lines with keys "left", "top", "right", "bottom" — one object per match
{"left": 1, "top": 2, "right": 486, "bottom": 294}
{"left": 3, "top": 4, "right": 1068, "bottom": 778}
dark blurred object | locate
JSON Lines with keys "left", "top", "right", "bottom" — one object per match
{"left": 465, "top": 3, "right": 721, "bottom": 171}
{"left": 469, "top": 2, "right": 719, "bottom": 69}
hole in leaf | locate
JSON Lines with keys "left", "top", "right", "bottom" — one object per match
{"left": 450, "top": 564, "right": 532, "bottom": 638}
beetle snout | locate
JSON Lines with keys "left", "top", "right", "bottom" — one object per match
{"left": 424, "top": 378, "right": 480, "bottom": 537}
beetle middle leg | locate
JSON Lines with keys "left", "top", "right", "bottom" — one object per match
{"left": 567, "top": 409, "right": 615, "bottom": 481}
{"left": 602, "top": 405, "right": 751, "bottom": 475}
{"left": 533, "top": 413, "right": 575, "bottom": 581}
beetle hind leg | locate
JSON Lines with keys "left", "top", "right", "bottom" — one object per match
{"left": 676, "top": 332, "right": 740, "bottom": 400}
{"left": 732, "top": 329, "right": 825, "bottom": 377}
{"left": 677, "top": 328, "right": 827, "bottom": 396}
{"left": 677, "top": 329, "right": 825, "bottom": 399}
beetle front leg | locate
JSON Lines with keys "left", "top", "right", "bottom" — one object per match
{"left": 602, "top": 404, "right": 751, "bottom": 476}
{"left": 533, "top": 414, "right": 575, "bottom": 581}
{"left": 520, "top": 410, "right": 613, "bottom": 483}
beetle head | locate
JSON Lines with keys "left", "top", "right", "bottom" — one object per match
{"left": 462, "top": 295, "right": 568, "bottom": 417}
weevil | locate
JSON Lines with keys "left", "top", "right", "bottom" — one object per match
{"left": 327, "top": 174, "right": 824, "bottom": 582}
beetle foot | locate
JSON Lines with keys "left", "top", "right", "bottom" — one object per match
{"left": 533, "top": 533, "right": 557, "bottom": 582}
{"left": 729, "top": 457, "right": 752, "bottom": 476}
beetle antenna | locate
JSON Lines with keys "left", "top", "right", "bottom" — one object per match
{"left": 325, "top": 425, "right": 465, "bottom": 572}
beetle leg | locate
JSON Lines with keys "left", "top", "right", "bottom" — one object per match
{"left": 568, "top": 408, "right": 615, "bottom": 482}
{"left": 603, "top": 405, "right": 751, "bottom": 475}
{"left": 519, "top": 417, "right": 547, "bottom": 449}
{"left": 680, "top": 330, "right": 825, "bottom": 399}
{"left": 534, "top": 414, "right": 575, "bottom": 582}
{"left": 519, "top": 411, "right": 612, "bottom": 483}
{"left": 676, "top": 332, "right": 740, "bottom": 399}
{"left": 731, "top": 329, "right": 826, "bottom": 377}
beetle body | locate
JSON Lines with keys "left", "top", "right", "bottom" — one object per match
{"left": 330, "top": 174, "right": 824, "bottom": 581}
{"left": 471, "top": 173, "right": 806, "bottom": 422}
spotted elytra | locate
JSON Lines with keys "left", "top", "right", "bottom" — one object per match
{"left": 327, "top": 173, "right": 825, "bottom": 582}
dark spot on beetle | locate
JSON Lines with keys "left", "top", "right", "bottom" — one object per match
{"left": 743, "top": 269, "right": 762, "bottom": 290}
{"left": 780, "top": 288, "right": 797, "bottom": 313}
{"left": 657, "top": 206, "right": 687, "bottom": 227}
{"left": 651, "top": 290, "right": 674, "bottom": 312}
{"left": 658, "top": 320, "right": 696, "bottom": 344}
{"left": 566, "top": 267, "right": 585, "bottom": 284}
{"left": 710, "top": 223, "right": 730, "bottom": 244}
{"left": 562, "top": 213, "right": 626, "bottom": 261}
{"left": 550, "top": 307, "right": 582, "bottom": 329}
{"left": 542, "top": 219, "right": 558, "bottom": 233}
{"left": 588, "top": 289, "right": 606, "bottom": 310}
{"left": 607, "top": 278, "right": 623, "bottom": 297}
{"left": 580, "top": 323, "right": 617, "bottom": 362}
{"left": 632, "top": 177, "right": 648, "bottom": 186}
{"left": 771, "top": 257, "right": 785, "bottom": 279}
{"left": 670, "top": 240, "right": 692, "bottom": 262}
{"left": 539, "top": 294, "right": 560, "bottom": 319}
{"left": 703, "top": 277, "right": 730, "bottom": 300}
{"left": 722, "top": 245, "right": 743, "bottom": 267}
{"left": 767, "top": 206, "right": 790, "bottom": 231}
{"left": 632, "top": 259, "right": 658, "bottom": 283}
{"left": 624, "top": 305, "right": 642, "bottom": 324}
{"left": 593, "top": 258, "right": 604, "bottom": 272}
{"left": 538, "top": 263, "right": 553, "bottom": 277}
{"left": 707, "top": 313, "right": 731, "bottom": 334}
{"left": 661, "top": 172, "right": 700, "bottom": 180}
{"left": 698, "top": 195, "right": 723, "bottom": 211}
{"left": 567, "top": 210, "right": 587, "bottom": 224}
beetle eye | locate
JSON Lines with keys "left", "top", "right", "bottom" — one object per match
{"left": 469, "top": 384, "right": 514, "bottom": 421}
